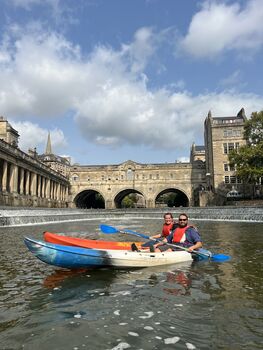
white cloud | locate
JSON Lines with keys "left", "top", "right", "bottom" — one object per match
{"left": 0, "top": 25, "right": 262, "bottom": 156}
{"left": 180, "top": 0, "right": 263, "bottom": 58}
{"left": 10, "top": 120, "right": 67, "bottom": 154}
{"left": 8, "top": 0, "right": 60, "bottom": 13}
{"left": 121, "top": 27, "right": 157, "bottom": 73}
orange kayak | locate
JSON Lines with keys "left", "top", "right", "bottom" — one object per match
{"left": 43, "top": 231, "right": 142, "bottom": 250}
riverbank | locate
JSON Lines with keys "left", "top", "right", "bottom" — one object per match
{"left": 0, "top": 206, "right": 263, "bottom": 226}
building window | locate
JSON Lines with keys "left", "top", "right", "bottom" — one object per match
{"left": 225, "top": 175, "right": 242, "bottom": 184}
{"left": 72, "top": 174, "right": 79, "bottom": 182}
{"left": 223, "top": 129, "right": 242, "bottom": 137}
{"left": 230, "top": 176, "right": 236, "bottom": 184}
{"left": 224, "top": 163, "right": 235, "bottom": 172}
{"left": 126, "top": 169, "right": 133, "bottom": 181}
{"left": 223, "top": 142, "right": 240, "bottom": 154}
{"left": 228, "top": 143, "right": 234, "bottom": 152}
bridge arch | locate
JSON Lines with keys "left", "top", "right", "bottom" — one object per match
{"left": 74, "top": 189, "right": 105, "bottom": 209}
{"left": 114, "top": 188, "right": 146, "bottom": 208}
{"left": 155, "top": 188, "right": 189, "bottom": 207}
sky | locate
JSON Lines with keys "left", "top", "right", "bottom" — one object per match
{"left": 0, "top": 0, "right": 263, "bottom": 165}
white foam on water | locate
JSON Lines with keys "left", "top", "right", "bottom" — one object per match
{"left": 112, "top": 291, "right": 131, "bottom": 297}
{"left": 144, "top": 326, "right": 154, "bottom": 330}
{"left": 119, "top": 323, "right": 128, "bottom": 326}
{"left": 174, "top": 303, "right": 183, "bottom": 307}
{"left": 139, "top": 311, "right": 154, "bottom": 319}
{"left": 110, "top": 342, "right": 130, "bottom": 350}
{"left": 128, "top": 332, "right": 139, "bottom": 337}
{"left": 114, "top": 310, "right": 120, "bottom": 316}
{"left": 130, "top": 271, "right": 143, "bottom": 275}
{"left": 164, "top": 336, "right": 180, "bottom": 344}
{"left": 186, "top": 342, "right": 196, "bottom": 349}
{"left": 74, "top": 313, "right": 82, "bottom": 319}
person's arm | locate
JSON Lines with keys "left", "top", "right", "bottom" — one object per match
{"left": 186, "top": 228, "right": 202, "bottom": 252}
{"left": 150, "top": 233, "right": 162, "bottom": 240}
{"left": 187, "top": 241, "right": 202, "bottom": 252}
{"left": 154, "top": 236, "right": 168, "bottom": 248}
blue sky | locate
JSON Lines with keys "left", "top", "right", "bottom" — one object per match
{"left": 0, "top": 0, "right": 262, "bottom": 165}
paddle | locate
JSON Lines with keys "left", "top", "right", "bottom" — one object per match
{"left": 99, "top": 224, "right": 231, "bottom": 262}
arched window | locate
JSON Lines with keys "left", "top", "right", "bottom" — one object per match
{"left": 126, "top": 169, "right": 134, "bottom": 181}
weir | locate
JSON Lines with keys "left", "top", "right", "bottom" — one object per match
{"left": 0, "top": 207, "right": 263, "bottom": 226}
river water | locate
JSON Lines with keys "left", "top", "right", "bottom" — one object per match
{"left": 0, "top": 218, "right": 262, "bottom": 350}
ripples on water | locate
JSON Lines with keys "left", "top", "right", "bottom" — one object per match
{"left": 0, "top": 219, "right": 262, "bottom": 350}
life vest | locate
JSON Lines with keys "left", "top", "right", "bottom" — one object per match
{"left": 162, "top": 222, "right": 174, "bottom": 237}
{"left": 172, "top": 226, "right": 190, "bottom": 243}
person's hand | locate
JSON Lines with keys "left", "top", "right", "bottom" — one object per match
{"left": 188, "top": 246, "right": 194, "bottom": 252}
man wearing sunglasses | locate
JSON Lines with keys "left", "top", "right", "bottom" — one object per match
{"left": 154, "top": 213, "right": 202, "bottom": 253}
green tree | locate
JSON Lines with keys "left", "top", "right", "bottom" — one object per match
{"left": 121, "top": 194, "right": 137, "bottom": 208}
{"left": 229, "top": 111, "right": 263, "bottom": 192}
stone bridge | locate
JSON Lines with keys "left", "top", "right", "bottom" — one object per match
{"left": 69, "top": 160, "right": 206, "bottom": 209}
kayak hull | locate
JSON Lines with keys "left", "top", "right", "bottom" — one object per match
{"left": 24, "top": 237, "right": 193, "bottom": 269}
{"left": 44, "top": 231, "right": 142, "bottom": 250}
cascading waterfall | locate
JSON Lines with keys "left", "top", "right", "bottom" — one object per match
{"left": 0, "top": 207, "right": 263, "bottom": 226}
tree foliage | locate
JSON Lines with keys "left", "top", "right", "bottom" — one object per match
{"left": 229, "top": 110, "right": 263, "bottom": 184}
{"left": 243, "top": 111, "right": 263, "bottom": 145}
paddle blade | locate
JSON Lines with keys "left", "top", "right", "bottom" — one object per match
{"left": 211, "top": 254, "right": 231, "bottom": 262}
{"left": 100, "top": 224, "right": 119, "bottom": 234}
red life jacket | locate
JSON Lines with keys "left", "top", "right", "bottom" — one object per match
{"left": 162, "top": 222, "right": 174, "bottom": 237}
{"left": 172, "top": 226, "right": 190, "bottom": 243}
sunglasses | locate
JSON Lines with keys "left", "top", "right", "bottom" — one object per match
{"left": 179, "top": 218, "right": 187, "bottom": 221}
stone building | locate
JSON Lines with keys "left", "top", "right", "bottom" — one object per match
{"left": 204, "top": 108, "right": 247, "bottom": 195}
{"left": 190, "top": 143, "right": 205, "bottom": 163}
{"left": 0, "top": 119, "right": 69, "bottom": 208}
{"left": 0, "top": 116, "right": 19, "bottom": 147}
{"left": 38, "top": 132, "right": 71, "bottom": 178}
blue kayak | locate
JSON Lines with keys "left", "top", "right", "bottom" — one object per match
{"left": 24, "top": 237, "right": 108, "bottom": 269}
{"left": 24, "top": 237, "right": 194, "bottom": 269}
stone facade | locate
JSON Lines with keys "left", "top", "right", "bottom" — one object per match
{"left": 0, "top": 116, "right": 19, "bottom": 147}
{"left": 0, "top": 138, "right": 70, "bottom": 208}
{"left": 204, "top": 108, "right": 247, "bottom": 193}
{"left": 37, "top": 132, "right": 71, "bottom": 177}
{"left": 69, "top": 159, "right": 206, "bottom": 209}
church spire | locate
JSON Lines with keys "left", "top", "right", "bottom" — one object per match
{"left": 45, "top": 132, "right": 52, "bottom": 154}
